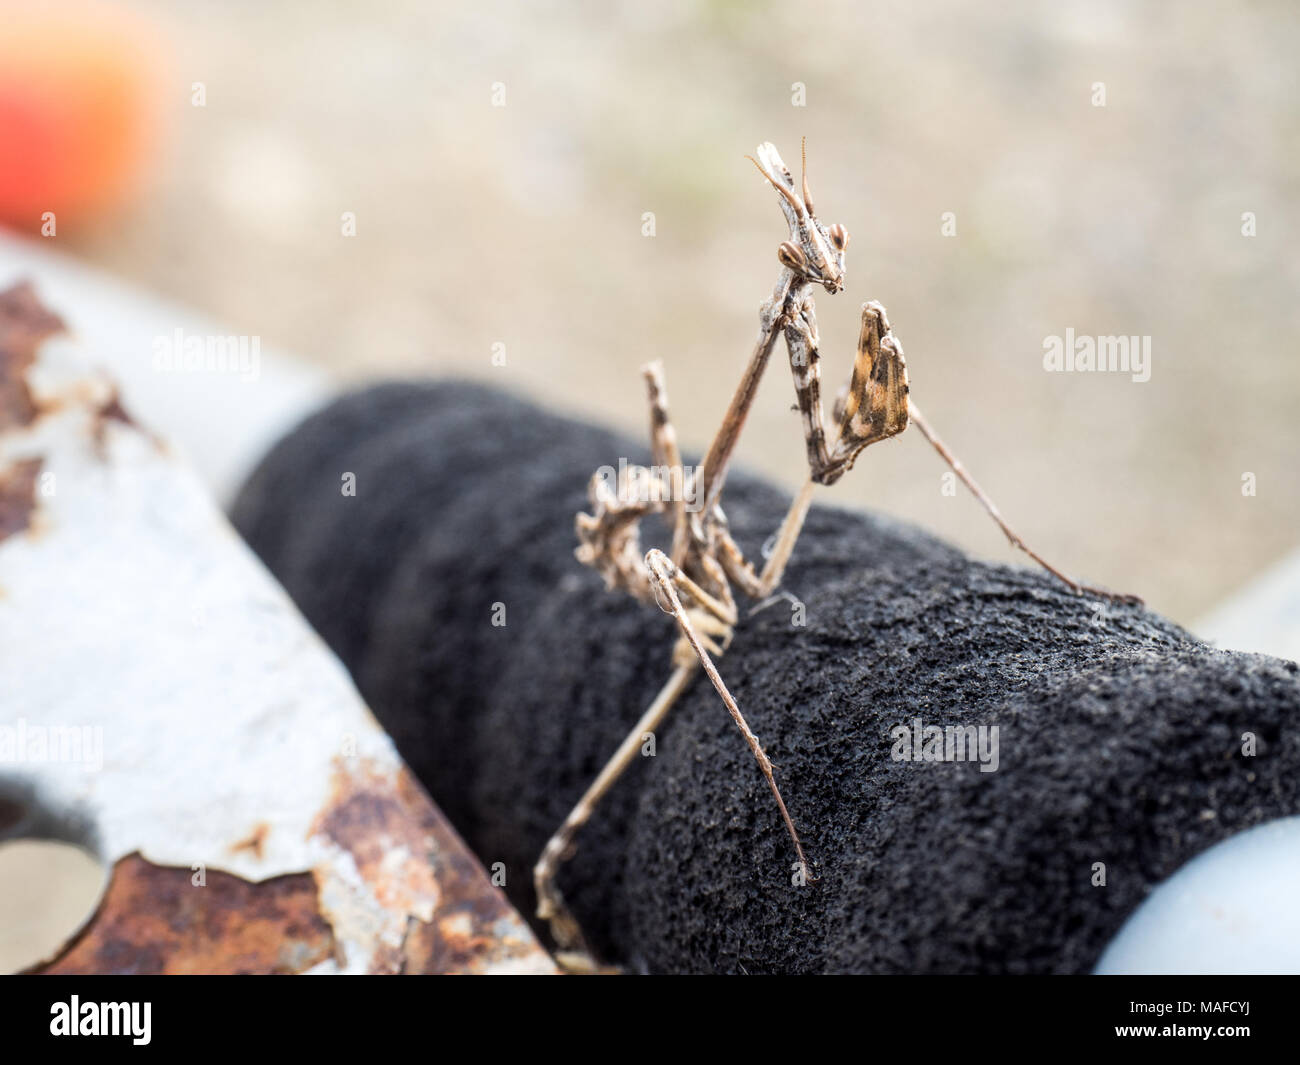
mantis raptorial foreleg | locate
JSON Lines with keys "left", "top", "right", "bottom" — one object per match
{"left": 781, "top": 289, "right": 1140, "bottom": 605}
{"left": 783, "top": 296, "right": 910, "bottom": 486}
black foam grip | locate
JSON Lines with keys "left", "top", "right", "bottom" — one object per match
{"left": 231, "top": 381, "right": 1300, "bottom": 973}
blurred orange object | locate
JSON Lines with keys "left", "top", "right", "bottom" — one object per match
{"left": 0, "top": 1, "right": 170, "bottom": 231}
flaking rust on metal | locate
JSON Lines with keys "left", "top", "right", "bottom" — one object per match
{"left": 38, "top": 853, "right": 336, "bottom": 975}
{"left": 32, "top": 766, "right": 557, "bottom": 975}
{"left": 0, "top": 281, "right": 64, "bottom": 431}
{"left": 6, "top": 282, "right": 555, "bottom": 975}
{"left": 312, "top": 760, "right": 553, "bottom": 974}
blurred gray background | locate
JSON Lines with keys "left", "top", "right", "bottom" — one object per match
{"left": 50, "top": 0, "right": 1300, "bottom": 624}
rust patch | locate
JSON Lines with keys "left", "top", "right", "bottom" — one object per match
{"left": 313, "top": 760, "right": 553, "bottom": 974}
{"left": 229, "top": 822, "right": 270, "bottom": 860}
{"left": 0, "top": 456, "right": 42, "bottom": 542}
{"left": 0, "top": 282, "right": 65, "bottom": 432}
{"left": 312, "top": 760, "right": 440, "bottom": 975}
{"left": 396, "top": 768, "right": 545, "bottom": 974}
{"left": 96, "top": 388, "right": 139, "bottom": 432}
{"left": 37, "top": 852, "right": 336, "bottom": 975}
{"left": 92, "top": 385, "right": 160, "bottom": 456}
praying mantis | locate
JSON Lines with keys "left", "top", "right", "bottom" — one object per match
{"left": 532, "top": 140, "right": 1138, "bottom": 969}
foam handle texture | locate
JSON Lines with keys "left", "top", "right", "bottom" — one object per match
{"left": 231, "top": 382, "right": 1300, "bottom": 974}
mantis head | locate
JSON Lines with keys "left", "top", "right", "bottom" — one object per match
{"left": 747, "top": 139, "right": 849, "bottom": 294}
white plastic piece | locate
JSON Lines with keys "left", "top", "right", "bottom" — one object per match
{"left": 1095, "top": 816, "right": 1300, "bottom": 975}
{"left": 1196, "top": 547, "right": 1300, "bottom": 665}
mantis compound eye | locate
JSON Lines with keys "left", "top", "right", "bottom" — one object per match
{"left": 778, "top": 241, "right": 807, "bottom": 271}
{"left": 828, "top": 223, "right": 849, "bottom": 251}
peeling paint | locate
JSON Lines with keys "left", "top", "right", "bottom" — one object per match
{"left": 6, "top": 284, "right": 555, "bottom": 975}
{"left": 311, "top": 762, "right": 552, "bottom": 974}
{"left": 0, "top": 281, "right": 64, "bottom": 431}
{"left": 0, "top": 456, "right": 41, "bottom": 542}
{"left": 229, "top": 822, "right": 270, "bottom": 860}
{"left": 91, "top": 386, "right": 155, "bottom": 456}
{"left": 313, "top": 762, "right": 441, "bottom": 922}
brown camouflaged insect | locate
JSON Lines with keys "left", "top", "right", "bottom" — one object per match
{"left": 533, "top": 140, "right": 1138, "bottom": 969}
